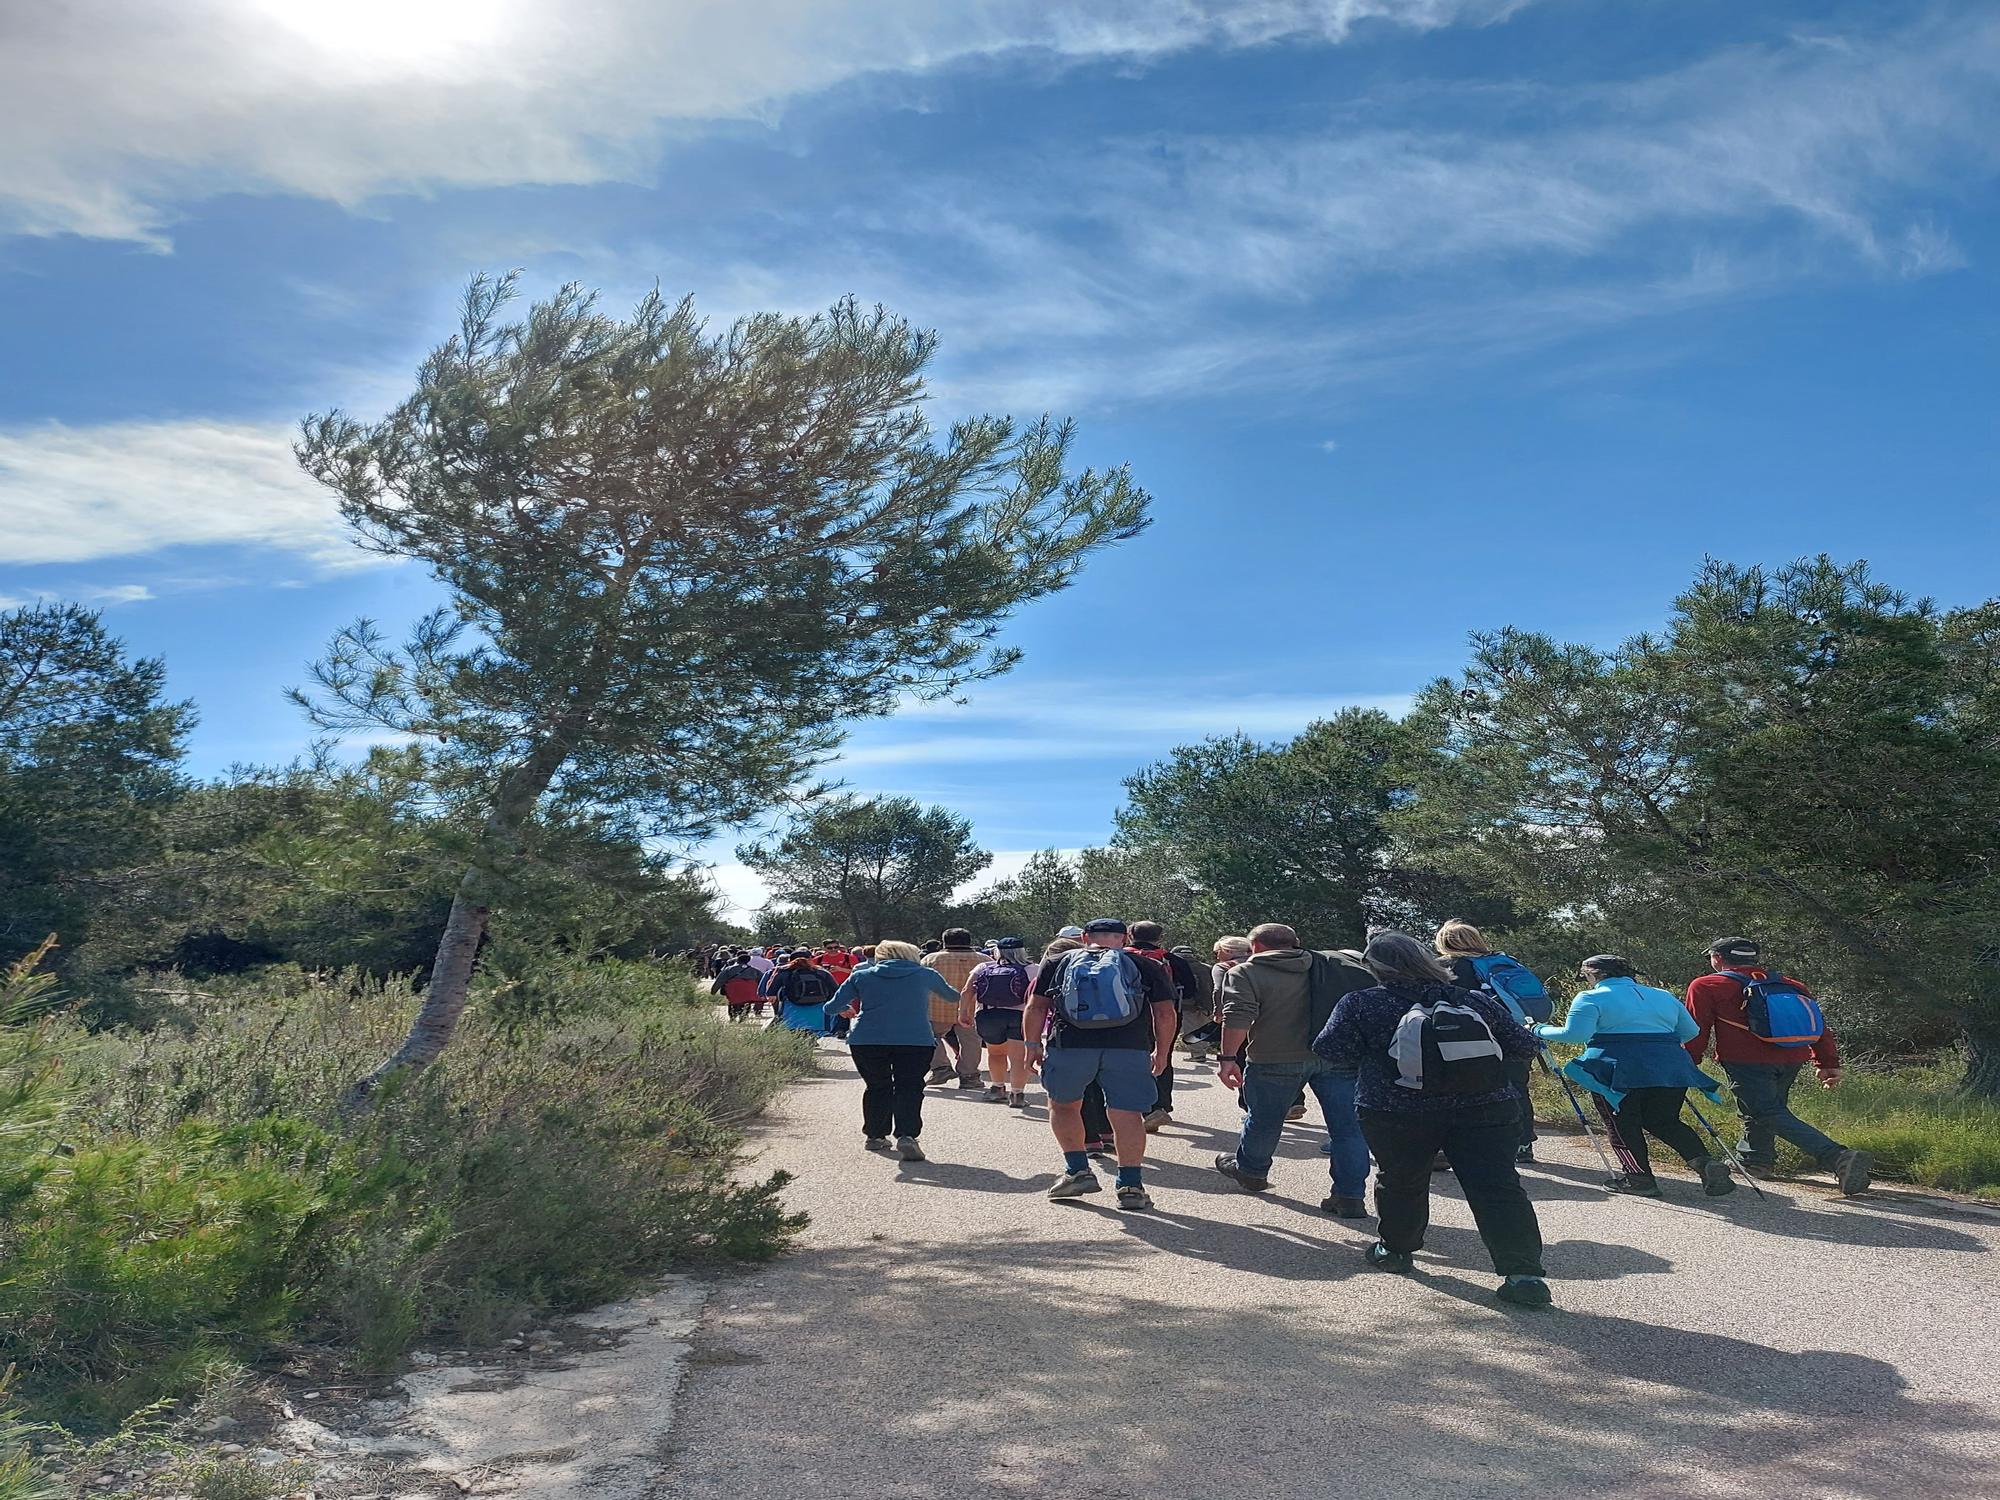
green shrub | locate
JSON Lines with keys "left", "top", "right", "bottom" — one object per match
{"left": 3, "top": 960, "right": 811, "bottom": 1424}
{"left": 0, "top": 1368, "right": 58, "bottom": 1500}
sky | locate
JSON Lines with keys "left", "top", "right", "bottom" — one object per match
{"left": 3, "top": 0, "right": 1997, "bottom": 922}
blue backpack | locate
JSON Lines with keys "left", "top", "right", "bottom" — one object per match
{"left": 1465, "top": 953, "right": 1553, "bottom": 1024}
{"left": 1721, "top": 971, "right": 1826, "bottom": 1048}
{"left": 1059, "top": 948, "right": 1146, "bottom": 1029}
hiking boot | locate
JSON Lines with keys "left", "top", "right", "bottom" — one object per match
{"left": 1496, "top": 1276, "right": 1553, "bottom": 1309}
{"left": 956, "top": 1075, "right": 981, "bottom": 1090}
{"left": 1285, "top": 1103, "right": 1308, "bottom": 1121}
{"left": 1212, "top": 1154, "right": 1271, "bottom": 1192}
{"left": 1515, "top": 1146, "right": 1536, "bottom": 1164}
{"left": 983, "top": 1083, "right": 1008, "bottom": 1102}
{"left": 1697, "top": 1158, "right": 1737, "bottom": 1197}
{"left": 925, "top": 1067, "right": 952, "bottom": 1085}
{"left": 1047, "top": 1169, "right": 1102, "bottom": 1200}
{"left": 1739, "top": 1160, "right": 1781, "bottom": 1180}
{"left": 864, "top": 1136, "right": 893, "bottom": 1153}
{"left": 895, "top": 1137, "right": 926, "bottom": 1162}
{"left": 1321, "top": 1194, "right": 1371, "bottom": 1219}
{"left": 1007, "top": 1091, "right": 1028, "bottom": 1109}
{"left": 1830, "top": 1148, "right": 1874, "bottom": 1196}
{"left": 1116, "top": 1183, "right": 1154, "bottom": 1211}
{"left": 1143, "top": 1108, "right": 1172, "bottom": 1133}
{"left": 1604, "top": 1173, "right": 1663, "bottom": 1197}
{"left": 1363, "top": 1242, "right": 1414, "bottom": 1273}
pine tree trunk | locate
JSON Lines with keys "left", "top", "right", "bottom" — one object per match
{"left": 341, "top": 733, "right": 572, "bottom": 1112}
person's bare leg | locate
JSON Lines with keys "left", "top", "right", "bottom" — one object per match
{"left": 999, "top": 1041, "right": 1028, "bottom": 1091}
{"left": 1108, "top": 1108, "right": 1149, "bottom": 1168}
{"left": 1049, "top": 1098, "right": 1087, "bottom": 1151}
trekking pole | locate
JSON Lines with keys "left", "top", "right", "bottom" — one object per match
{"left": 1539, "top": 1051, "right": 1618, "bottom": 1180}
{"left": 1685, "top": 1097, "right": 1769, "bottom": 1201}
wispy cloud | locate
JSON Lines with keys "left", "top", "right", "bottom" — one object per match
{"left": 0, "top": 581, "right": 155, "bottom": 609}
{"left": 0, "top": 0, "right": 1528, "bottom": 245}
{"left": 0, "top": 420, "right": 363, "bottom": 568}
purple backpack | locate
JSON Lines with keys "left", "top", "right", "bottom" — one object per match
{"left": 972, "top": 960, "right": 1031, "bottom": 1009}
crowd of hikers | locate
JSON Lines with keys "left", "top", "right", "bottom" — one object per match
{"left": 692, "top": 920, "right": 1870, "bottom": 1310}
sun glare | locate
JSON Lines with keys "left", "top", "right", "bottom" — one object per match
{"left": 253, "top": 0, "right": 515, "bottom": 71}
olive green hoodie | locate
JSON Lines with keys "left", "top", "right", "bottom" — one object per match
{"left": 1218, "top": 949, "right": 1319, "bottom": 1063}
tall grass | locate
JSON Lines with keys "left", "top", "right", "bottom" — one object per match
{"left": 1, "top": 959, "right": 813, "bottom": 1429}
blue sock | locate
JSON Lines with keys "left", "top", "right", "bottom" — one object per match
{"left": 1116, "top": 1165, "right": 1143, "bottom": 1188}
{"left": 1064, "top": 1151, "right": 1090, "bottom": 1174}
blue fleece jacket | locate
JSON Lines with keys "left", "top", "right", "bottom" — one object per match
{"left": 1535, "top": 977, "right": 1721, "bottom": 1106}
{"left": 825, "top": 959, "right": 959, "bottom": 1048}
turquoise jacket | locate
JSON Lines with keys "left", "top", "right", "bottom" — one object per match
{"left": 1535, "top": 977, "right": 1722, "bottom": 1107}
{"left": 825, "top": 960, "right": 958, "bottom": 1049}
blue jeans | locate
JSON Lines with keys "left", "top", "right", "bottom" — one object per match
{"left": 1236, "top": 1058, "right": 1369, "bottom": 1198}
{"left": 1722, "top": 1062, "right": 1845, "bottom": 1167}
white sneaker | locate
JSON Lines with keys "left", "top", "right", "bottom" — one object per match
{"left": 1047, "top": 1169, "right": 1101, "bottom": 1199}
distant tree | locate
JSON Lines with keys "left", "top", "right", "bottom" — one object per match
{"left": 739, "top": 796, "right": 989, "bottom": 943}
{"left": 1410, "top": 557, "right": 2000, "bottom": 1095}
{"left": 977, "top": 848, "right": 1081, "bottom": 944}
{"left": 1115, "top": 708, "right": 1510, "bottom": 949}
{"left": 0, "top": 604, "right": 192, "bottom": 977}
{"left": 1069, "top": 844, "right": 1202, "bottom": 940}
{"left": 293, "top": 273, "right": 1148, "bottom": 1101}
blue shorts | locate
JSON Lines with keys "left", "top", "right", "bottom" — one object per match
{"left": 1040, "top": 1044, "right": 1158, "bottom": 1113}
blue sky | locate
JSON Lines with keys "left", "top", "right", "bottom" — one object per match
{"left": 3, "top": 1, "right": 1997, "bottom": 919}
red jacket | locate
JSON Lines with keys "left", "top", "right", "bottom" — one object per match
{"left": 1684, "top": 968, "right": 1841, "bottom": 1069}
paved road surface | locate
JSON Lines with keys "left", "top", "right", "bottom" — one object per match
{"left": 662, "top": 1046, "right": 2000, "bottom": 1500}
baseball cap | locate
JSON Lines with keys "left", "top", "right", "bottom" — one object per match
{"left": 994, "top": 935, "right": 1026, "bottom": 950}
{"left": 1083, "top": 918, "right": 1128, "bottom": 935}
{"left": 1708, "top": 937, "right": 1759, "bottom": 962}
{"left": 1057, "top": 925, "right": 1085, "bottom": 939}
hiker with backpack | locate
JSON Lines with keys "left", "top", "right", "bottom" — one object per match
{"left": 710, "top": 950, "right": 765, "bottom": 1023}
{"left": 1022, "top": 918, "right": 1180, "bottom": 1210}
{"left": 1685, "top": 937, "right": 1871, "bottom": 1195}
{"left": 922, "top": 928, "right": 987, "bottom": 1089}
{"left": 768, "top": 948, "right": 840, "bottom": 1035}
{"left": 825, "top": 941, "right": 966, "bottom": 1162}
{"left": 960, "top": 937, "right": 1037, "bottom": 1107}
{"left": 1434, "top": 921, "right": 1551, "bottom": 1163}
{"left": 1129, "top": 920, "right": 1201, "bottom": 1131}
{"left": 1534, "top": 955, "right": 1736, "bottom": 1198}
{"left": 1312, "top": 932, "right": 1552, "bottom": 1308}
{"left": 1212, "top": 923, "right": 1374, "bottom": 1217}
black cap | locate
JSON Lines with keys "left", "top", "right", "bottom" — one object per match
{"left": 1083, "top": 918, "right": 1128, "bottom": 935}
{"left": 1709, "top": 937, "right": 1759, "bottom": 961}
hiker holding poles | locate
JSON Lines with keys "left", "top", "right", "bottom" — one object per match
{"left": 1534, "top": 956, "right": 1738, "bottom": 1199}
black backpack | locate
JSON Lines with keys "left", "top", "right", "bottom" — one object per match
{"left": 1305, "top": 950, "right": 1373, "bottom": 1037}
{"left": 1389, "top": 988, "right": 1507, "bottom": 1095}
{"left": 788, "top": 967, "right": 835, "bottom": 1005}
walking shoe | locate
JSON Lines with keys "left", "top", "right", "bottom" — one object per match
{"left": 1143, "top": 1108, "right": 1172, "bottom": 1133}
{"left": 925, "top": 1067, "right": 952, "bottom": 1085}
{"left": 1431, "top": 1154, "right": 1452, "bottom": 1173}
{"left": 864, "top": 1136, "right": 893, "bottom": 1153}
{"left": 895, "top": 1137, "right": 926, "bottom": 1162}
{"left": 1047, "top": 1169, "right": 1102, "bottom": 1200}
{"left": 1515, "top": 1146, "right": 1536, "bottom": 1164}
{"left": 1321, "top": 1194, "right": 1371, "bottom": 1219}
{"left": 1083, "top": 1139, "right": 1112, "bottom": 1157}
{"left": 1496, "top": 1276, "right": 1553, "bottom": 1309}
{"left": 983, "top": 1083, "right": 1008, "bottom": 1102}
{"left": 1604, "top": 1173, "right": 1663, "bottom": 1197}
{"left": 1363, "top": 1242, "right": 1413, "bottom": 1273}
{"left": 1212, "top": 1154, "right": 1271, "bottom": 1192}
{"left": 1698, "top": 1158, "right": 1737, "bottom": 1197}
{"left": 1116, "top": 1183, "right": 1154, "bottom": 1211}
{"left": 956, "top": 1075, "right": 982, "bottom": 1090}
{"left": 1007, "top": 1091, "right": 1028, "bottom": 1109}
{"left": 1739, "top": 1160, "right": 1781, "bottom": 1180}
{"left": 1285, "top": 1103, "right": 1308, "bottom": 1121}
{"left": 1830, "top": 1148, "right": 1874, "bottom": 1196}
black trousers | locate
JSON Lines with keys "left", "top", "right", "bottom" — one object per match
{"left": 1504, "top": 1055, "right": 1537, "bottom": 1146}
{"left": 1082, "top": 1081, "right": 1111, "bottom": 1143}
{"left": 851, "top": 1044, "right": 933, "bottom": 1139}
{"left": 1613, "top": 1087, "right": 1709, "bottom": 1177}
{"left": 1154, "top": 1060, "right": 1174, "bottom": 1113}
{"left": 1360, "top": 1100, "right": 1546, "bottom": 1278}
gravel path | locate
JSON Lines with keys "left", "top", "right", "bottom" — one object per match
{"left": 661, "top": 1047, "right": 2000, "bottom": 1500}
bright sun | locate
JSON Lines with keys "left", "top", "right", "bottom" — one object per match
{"left": 253, "top": 0, "right": 515, "bottom": 71}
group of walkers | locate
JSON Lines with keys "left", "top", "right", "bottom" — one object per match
{"left": 723, "top": 916, "right": 1874, "bottom": 1310}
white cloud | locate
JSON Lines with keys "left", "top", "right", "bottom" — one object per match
{"left": 693, "top": 847, "right": 1087, "bottom": 924}
{"left": 0, "top": 581, "right": 155, "bottom": 609}
{"left": 0, "top": 0, "right": 1528, "bottom": 244}
{"left": 0, "top": 420, "right": 362, "bottom": 567}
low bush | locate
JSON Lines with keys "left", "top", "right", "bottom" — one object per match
{"left": 1, "top": 957, "right": 811, "bottom": 1429}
